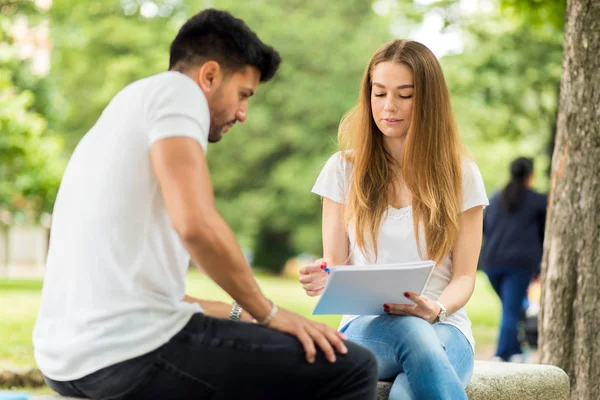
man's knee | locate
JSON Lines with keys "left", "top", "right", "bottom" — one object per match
{"left": 344, "top": 340, "right": 378, "bottom": 378}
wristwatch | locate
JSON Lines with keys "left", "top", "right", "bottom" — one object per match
{"left": 229, "top": 301, "right": 243, "bottom": 321}
{"left": 435, "top": 301, "right": 448, "bottom": 323}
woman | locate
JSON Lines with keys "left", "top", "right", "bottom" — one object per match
{"left": 299, "top": 39, "right": 488, "bottom": 400}
{"left": 480, "top": 157, "right": 547, "bottom": 363}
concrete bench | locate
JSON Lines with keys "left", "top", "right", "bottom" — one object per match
{"left": 377, "top": 361, "right": 570, "bottom": 400}
{"left": 28, "top": 361, "right": 570, "bottom": 400}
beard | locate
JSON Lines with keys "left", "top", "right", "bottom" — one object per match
{"left": 208, "top": 117, "right": 237, "bottom": 143}
{"left": 207, "top": 88, "right": 236, "bottom": 143}
{"left": 208, "top": 124, "right": 224, "bottom": 143}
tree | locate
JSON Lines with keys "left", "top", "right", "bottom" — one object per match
{"left": 202, "top": 0, "right": 392, "bottom": 270}
{"left": 0, "top": 0, "right": 65, "bottom": 224}
{"left": 49, "top": 0, "right": 393, "bottom": 271}
{"left": 49, "top": 0, "right": 570, "bottom": 271}
{"left": 539, "top": 0, "right": 600, "bottom": 398}
{"left": 48, "top": 0, "right": 185, "bottom": 150}
{"left": 441, "top": 13, "right": 563, "bottom": 193}
{"left": 426, "top": 0, "right": 565, "bottom": 193}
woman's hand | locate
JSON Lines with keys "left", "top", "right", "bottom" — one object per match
{"left": 384, "top": 292, "right": 442, "bottom": 324}
{"left": 299, "top": 258, "right": 330, "bottom": 297}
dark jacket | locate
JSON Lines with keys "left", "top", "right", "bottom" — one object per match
{"left": 481, "top": 189, "right": 547, "bottom": 276}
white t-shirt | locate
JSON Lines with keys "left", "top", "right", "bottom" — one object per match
{"left": 33, "top": 72, "right": 210, "bottom": 381}
{"left": 311, "top": 152, "right": 489, "bottom": 349}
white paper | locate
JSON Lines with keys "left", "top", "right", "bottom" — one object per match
{"left": 312, "top": 261, "right": 435, "bottom": 315}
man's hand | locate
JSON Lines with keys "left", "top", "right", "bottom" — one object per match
{"left": 267, "top": 307, "right": 348, "bottom": 364}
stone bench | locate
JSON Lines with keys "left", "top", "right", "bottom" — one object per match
{"left": 377, "top": 361, "right": 570, "bottom": 400}
{"left": 28, "top": 360, "right": 570, "bottom": 400}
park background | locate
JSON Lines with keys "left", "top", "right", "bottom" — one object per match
{"left": 0, "top": 0, "right": 570, "bottom": 394}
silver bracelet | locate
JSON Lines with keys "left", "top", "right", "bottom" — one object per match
{"left": 254, "top": 301, "right": 278, "bottom": 326}
{"left": 229, "top": 301, "right": 243, "bottom": 322}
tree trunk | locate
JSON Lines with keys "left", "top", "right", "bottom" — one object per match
{"left": 539, "top": 0, "right": 600, "bottom": 399}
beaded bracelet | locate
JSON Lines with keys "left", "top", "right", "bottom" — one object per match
{"left": 254, "top": 301, "right": 278, "bottom": 326}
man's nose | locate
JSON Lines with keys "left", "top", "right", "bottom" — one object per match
{"left": 236, "top": 105, "right": 247, "bottom": 123}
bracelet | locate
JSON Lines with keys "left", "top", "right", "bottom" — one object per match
{"left": 253, "top": 301, "right": 278, "bottom": 326}
{"left": 229, "top": 301, "right": 243, "bottom": 322}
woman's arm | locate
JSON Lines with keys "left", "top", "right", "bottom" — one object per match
{"left": 386, "top": 205, "right": 484, "bottom": 322}
{"left": 436, "top": 205, "right": 484, "bottom": 315}
{"left": 322, "top": 198, "right": 351, "bottom": 266}
{"left": 299, "top": 198, "right": 350, "bottom": 296}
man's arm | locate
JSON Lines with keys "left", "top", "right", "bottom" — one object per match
{"left": 183, "top": 295, "right": 253, "bottom": 322}
{"left": 151, "top": 137, "right": 271, "bottom": 321}
{"left": 151, "top": 137, "right": 348, "bottom": 364}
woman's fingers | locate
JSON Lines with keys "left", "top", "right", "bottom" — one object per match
{"left": 299, "top": 259, "right": 329, "bottom": 296}
{"left": 404, "top": 292, "right": 429, "bottom": 309}
{"left": 302, "top": 281, "right": 327, "bottom": 292}
{"left": 307, "top": 288, "right": 325, "bottom": 297}
{"left": 384, "top": 296, "right": 440, "bottom": 322}
{"left": 298, "top": 258, "right": 327, "bottom": 275}
{"left": 299, "top": 271, "right": 328, "bottom": 284}
{"left": 385, "top": 303, "right": 424, "bottom": 318}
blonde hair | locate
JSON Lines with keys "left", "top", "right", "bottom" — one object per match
{"left": 339, "top": 39, "right": 463, "bottom": 265}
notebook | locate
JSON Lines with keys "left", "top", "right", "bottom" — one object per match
{"left": 312, "top": 261, "right": 435, "bottom": 315}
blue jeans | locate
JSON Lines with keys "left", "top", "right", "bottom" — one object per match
{"left": 341, "top": 315, "right": 474, "bottom": 400}
{"left": 485, "top": 266, "right": 532, "bottom": 360}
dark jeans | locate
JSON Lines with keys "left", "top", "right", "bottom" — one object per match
{"left": 485, "top": 266, "right": 533, "bottom": 360}
{"left": 45, "top": 313, "right": 378, "bottom": 400}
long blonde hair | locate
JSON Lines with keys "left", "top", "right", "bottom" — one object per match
{"left": 339, "top": 39, "right": 463, "bottom": 265}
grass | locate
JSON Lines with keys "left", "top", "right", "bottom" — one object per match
{"left": 0, "top": 270, "right": 500, "bottom": 370}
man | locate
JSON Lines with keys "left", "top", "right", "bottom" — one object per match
{"left": 33, "top": 9, "right": 377, "bottom": 400}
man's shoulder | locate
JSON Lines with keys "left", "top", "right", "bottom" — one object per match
{"left": 123, "top": 72, "right": 200, "bottom": 97}
{"left": 140, "top": 71, "right": 209, "bottom": 120}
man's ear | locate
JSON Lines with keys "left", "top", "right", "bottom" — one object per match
{"left": 196, "top": 61, "right": 223, "bottom": 95}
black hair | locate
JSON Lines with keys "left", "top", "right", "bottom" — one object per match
{"left": 169, "top": 9, "right": 281, "bottom": 82}
{"left": 501, "top": 157, "right": 534, "bottom": 213}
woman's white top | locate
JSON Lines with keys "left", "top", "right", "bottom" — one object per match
{"left": 311, "top": 152, "right": 489, "bottom": 349}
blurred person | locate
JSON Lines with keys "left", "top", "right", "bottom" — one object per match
{"left": 33, "top": 9, "right": 377, "bottom": 400}
{"left": 480, "top": 157, "right": 547, "bottom": 363}
{"left": 299, "top": 39, "right": 488, "bottom": 400}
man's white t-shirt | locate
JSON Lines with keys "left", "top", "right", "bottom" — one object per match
{"left": 33, "top": 72, "right": 209, "bottom": 381}
{"left": 311, "top": 152, "right": 489, "bottom": 350}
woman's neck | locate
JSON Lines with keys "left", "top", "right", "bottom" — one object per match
{"left": 384, "top": 136, "right": 412, "bottom": 208}
{"left": 383, "top": 136, "right": 407, "bottom": 172}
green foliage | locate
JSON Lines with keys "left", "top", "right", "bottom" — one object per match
{"left": 418, "top": 0, "right": 564, "bottom": 194}
{"left": 46, "top": 0, "right": 565, "bottom": 270}
{"left": 500, "top": 0, "right": 566, "bottom": 30}
{"left": 0, "top": 0, "right": 65, "bottom": 224}
{"left": 201, "top": 0, "right": 392, "bottom": 270}
{"left": 443, "top": 12, "right": 563, "bottom": 193}
{"left": 48, "top": 0, "right": 392, "bottom": 271}
{"left": 48, "top": 0, "right": 185, "bottom": 149}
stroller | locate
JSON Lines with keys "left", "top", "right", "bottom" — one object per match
{"left": 522, "top": 279, "right": 541, "bottom": 350}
